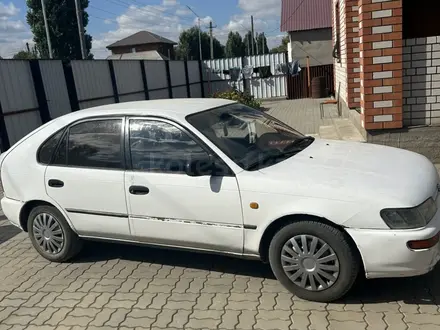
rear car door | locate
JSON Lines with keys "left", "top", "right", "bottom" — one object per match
{"left": 44, "top": 117, "right": 130, "bottom": 240}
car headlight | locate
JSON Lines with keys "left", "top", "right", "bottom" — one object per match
{"left": 380, "top": 198, "right": 438, "bottom": 229}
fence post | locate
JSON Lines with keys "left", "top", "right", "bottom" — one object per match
{"left": 0, "top": 98, "right": 10, "bottom": 152}
{"left": 198, "top": 60, "right": 205, "bottom": 98}
{"left": 62, "top": 60, "right": 80, "bottom": 111}
{"left": 140, "top": 60, "right": 150, "bottom": 100}
{"left": 108, "top": 60, "right": 119, "bottom": 103}
{"left": 29, "top": 60, "right": 51, "bottom": 124}
{"left": 184, "top": 60, "right": 191, "bottom": 98}
{"left": 241, "top": 56, "right": 248, "bottom": 93}
{"left": 165, "top": 60, "right": 173, "bottom": 99}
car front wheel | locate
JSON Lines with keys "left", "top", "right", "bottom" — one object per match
{"left": 268, "top": 220, "right": 360, "bottom": 302}
{"left": 28, "top": 205, "right": 82, "bottom": 262}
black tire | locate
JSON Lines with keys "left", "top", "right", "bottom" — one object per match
{"left": 27, "top": 205, "right": 83, "bottom": 262}
{"left": 268, "top": 220, "right": 360, "bottom": 302}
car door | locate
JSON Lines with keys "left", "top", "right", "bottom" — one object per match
{"left": 124, "top": 117, "right": 244, "bottom": 254}
{"left": 45, "top": 117, "right": 130, "bottom": 240}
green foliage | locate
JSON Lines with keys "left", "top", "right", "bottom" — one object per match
{"left": 255, "top": 33, "right": 269, "bottom": 55}
{"left": 225, "top": 31, "right": 245, "bottom": 58}
{"left": 212, "top": 88, "right": 262, "bottom": 109}
{"left": 26, "top": 0, "right": 93, "bottom": 59}
{"left": 177, "top": 26, "right": 224, "bottom": 60}
{"left": 13, "top": 50, "right": 37, "bottom": 59}
{"left": 270, "top": 35, "right": 289, "bottom": 53}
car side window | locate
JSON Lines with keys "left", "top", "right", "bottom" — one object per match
{"left": 37, "top": 129, "right": 65, "bottom": 164}
{"left": 129, "top": 119, "right": 207, "bottom": 174}
{"left": 56, "top": 119, "right": 123, "bottom": 170}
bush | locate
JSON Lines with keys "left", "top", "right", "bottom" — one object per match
{"left": 212, "top": 88, "right": 262, "bottom": 109}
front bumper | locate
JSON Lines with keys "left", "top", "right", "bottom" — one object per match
{"left": 346, "top": 199, "right": 440, "bottom": 279}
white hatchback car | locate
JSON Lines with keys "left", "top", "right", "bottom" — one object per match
{"left": 1, "top": 99, "right": 439, "bottom": 302}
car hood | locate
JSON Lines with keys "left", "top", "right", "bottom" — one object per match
{"left": 258, "top": 139, "right": 439, "bottom": 206}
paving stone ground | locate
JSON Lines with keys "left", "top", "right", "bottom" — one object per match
{"left": 1, "top": 100, "right": 440, "bottom": 329}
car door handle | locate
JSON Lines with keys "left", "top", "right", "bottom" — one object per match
{"left": 48, "top": 179, "right": 64, "bottom": 188}
{"left": 129, "top": 185, "right": 150, "bottom": 195}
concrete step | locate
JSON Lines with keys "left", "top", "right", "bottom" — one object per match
{"left": 333, "top": 118, "right": 366, "bottom": 142}
{"left": 318, "top": 125, "right": 340, "bottom": 140}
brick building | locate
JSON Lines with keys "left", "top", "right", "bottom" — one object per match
{"left": 332, "top": 0, "right": 440, "bottom": 162}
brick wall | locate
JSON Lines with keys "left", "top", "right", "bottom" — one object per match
{"left": 403, "top": 36, "right": 440, "bottom": 126}
{"left": 358, "top": 0, "right": 403, "bottom": 130}
{"left": 346, "top": 0, "right": 360, "bottom": 108}
{"left": 333, "top": 0, "right": 348, "bottom": 104}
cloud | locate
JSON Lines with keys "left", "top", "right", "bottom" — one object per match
{"left": 0, "top": 2, "right": 19, "bottom": 17}
{"left": 162, "top": 0, "right": 178, "bottom": 7}
{"left": 217, "top": 0, "right": 284, "bottom": 49}
{"left": 175, "top": 8, "right": 191, "bottom": 17}
{"left": 238, "top": 0, "right": 282, "bottom": 19}
{"left": 196, "top": 16, "right": 212, "bottom": 26}
{"left": 0, "top": 2, "right": 32, "bottom": 58}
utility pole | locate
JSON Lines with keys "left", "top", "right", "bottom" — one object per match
{"left": 209, "top": 21, "right": 215, "bottom": 60}
{"left": 247, "top": 32, "right": 251, "bottom": 56}
{"left": 40, "top": 0, "right": 53, "bottom": 59}
{"left": 262, "top": 32, "right": 265, "bottom": 55}
{"left": 187, "top": 5, "right": 203, "bottom": 61}
{"left": 74, "top": 0, "right": 87, "bottom": 59}
{"left": 251, "top": 15, "right": 255, "bottom": 56}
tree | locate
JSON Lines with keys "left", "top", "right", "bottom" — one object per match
{"left": 26, "top": 0, "right": 93, "bottom": 60}
{"left": 177, "top": 26, "right": 224, "bottom": 60}
{"left": 225, "top": 31, "right": 245, "bottom": 58}
{"left": 243, "top": 31, "right": 252, "bottom": 56}
{"left": 255, "top": 33, "right": 269, "bottom": 55}
{"left": 270, "top": 35, "right": 289, "bottom": 53}
{"left": 13, "top": 50, "right": 38, "bottom": 59}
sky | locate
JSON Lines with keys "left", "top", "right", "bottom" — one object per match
{"left": 0, "top": 0, "right": 285, "bottom": 59}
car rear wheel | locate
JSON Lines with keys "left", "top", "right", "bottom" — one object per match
{"left": 27, "top": 205, "right": 82, "bottom": 262}
{"left": 268, "top": 220, "right": 360, "bottom": 302}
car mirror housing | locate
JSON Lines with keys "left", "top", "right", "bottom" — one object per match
{"left": 185, "top": 154, "right": 215, "bottom": 177}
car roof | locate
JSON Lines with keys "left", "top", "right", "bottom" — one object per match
{"left": 68, "top": 98, "right": 237, "bottom": 120}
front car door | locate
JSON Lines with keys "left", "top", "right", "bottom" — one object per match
{"left": 44, "top": 117, "right": 130, "bottom": 240}
{"left": 124, "top": 117, "right": 244, "bottom": 254}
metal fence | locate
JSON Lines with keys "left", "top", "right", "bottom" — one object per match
{"left": 0, "top": 53, "right": 289, "bottom": 152}
{"left": 203, "top": 53, "right": 288, "bottom": 99}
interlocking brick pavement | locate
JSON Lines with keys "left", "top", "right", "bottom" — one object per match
{"left": 0, "top": 233, "right": 440, "bottom": 329}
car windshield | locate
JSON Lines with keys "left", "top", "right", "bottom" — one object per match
{"left": 186, "top": 103, "right": 314, "bottom": 171}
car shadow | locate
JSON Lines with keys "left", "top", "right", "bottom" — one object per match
{"left": 0, "top": 216, "right": 22, "bottom": 245}
{"left": 76, "top": 240, "right": 440, "bottom": 306}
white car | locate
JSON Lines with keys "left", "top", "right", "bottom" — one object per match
{"left": 1, "top": 99, "right": 439, "bottom": 302}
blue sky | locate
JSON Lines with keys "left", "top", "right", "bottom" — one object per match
{"left": 0, "top": 0, "right": 284, "bottom": 58}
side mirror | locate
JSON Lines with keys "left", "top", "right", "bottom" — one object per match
{"left": 185, "top": 154, "right": 214, "bottom": 177}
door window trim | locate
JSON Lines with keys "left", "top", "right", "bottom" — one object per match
{"left": 124, "top": 116, "right": 236, "bottom": 177}
{"left": 45, "top": 116, "right": 126, "bottom": 171}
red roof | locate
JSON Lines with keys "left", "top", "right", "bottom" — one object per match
{"left": 280, "top": 0, "right": 332, "bottom": 32}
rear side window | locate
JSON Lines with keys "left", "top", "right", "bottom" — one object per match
{"left": 37, "top": 129, "right": 65, "bottom": 164}
{"left": 65, "top": 119, "right": 123, "bottom": 170}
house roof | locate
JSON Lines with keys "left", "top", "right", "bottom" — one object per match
{"left": 106, "top": 50, "right": 169, "bottom": 60}
{"left": 106, "top": 31, "right": 177, "bottom": 49}
{"left": 280, "top": 0, "right": 332, "bottom": 32}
